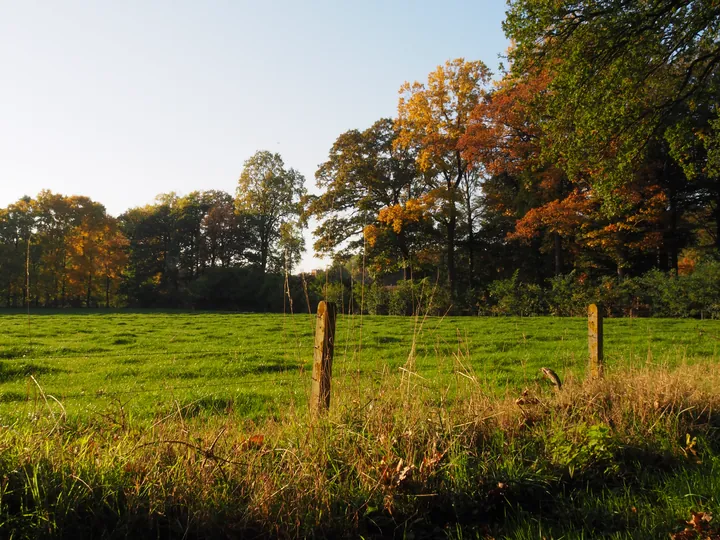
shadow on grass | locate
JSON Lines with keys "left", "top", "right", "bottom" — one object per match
{"left": 0, "top": 361, "right": 65, "bottom": 383}
{"left": 0, "top": 347, "right": 30, "bottom": 360}
{"left": 179, "top": 393, "right": 273, "bottom": 418}
{"left": 0, "top": 391, "right": 27, "bottom": 403}
{"left": 204, "top": 361, "right": 298, "bottom": 378}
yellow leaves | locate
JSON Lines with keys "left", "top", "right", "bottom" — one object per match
{"left": 65, "top": 215, "right": 129, "bottom": 301}
{"left": 363, "top": 224, "right": 379, "bottom": 247}
{"left": 364, "top": 195, "right": 433, "bottom": 248}
{"left": 396, "top": 58, "right": 491, "bottom": 173}
{"left": 377, "top": 197, "right": 431, "bottom": 234}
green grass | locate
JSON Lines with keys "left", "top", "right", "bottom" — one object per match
{"left": 1, "top": 311, "right": 720, "bottom": 538}
{"left": 0, "top": 310, "right": 719, "bottom": 421}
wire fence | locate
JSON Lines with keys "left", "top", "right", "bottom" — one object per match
{"left": 2, "top": 347, "right": 315, "bottom": 363}
{"left": 3, "top": 304, "right": 720, "bottom": 419}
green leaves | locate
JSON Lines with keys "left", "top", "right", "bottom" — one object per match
{"left": 236, "top": 151, "right": 307, "bottom": 273}
{"left": 505, "top": 0, "right": 720, "bottom": 187}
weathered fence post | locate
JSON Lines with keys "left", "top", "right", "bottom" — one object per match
{"left": 588, "top": 303, "right": 603, "bottom": 379}
{"left": 310, "top": 301, "right": 336, "bottom": 413}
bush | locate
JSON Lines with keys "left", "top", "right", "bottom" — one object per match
{"left": 364, "top": 282, "right": 389, "bottom": 315}
{"left": 686, "top": 258, "right": 720, "bottom": 318}
{"left": 483, "top": 258, "right": 720, "bottom": 318}
{"left": 387, "top": 279, "right": 452, "bottom": 316}
{"left": 488, "top": 270, "right": 546, "bottom": 316}
{"left": 546, "top": 272, "right": 590, "bottom": 316}
{"left": 321, "top": 282, "right": 349, "bottom": 312}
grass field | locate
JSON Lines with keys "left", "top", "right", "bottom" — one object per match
{"left": 0, "top": 310, "right": 719, "bottom": 421}
{"left": 1, "top": 311, "right": 720, "bottom": 538}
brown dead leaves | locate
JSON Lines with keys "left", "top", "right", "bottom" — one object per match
{"left": 672, "top": 511, "right": 719, "bottom": 539}
{"left": 378, "top": 457, "right": 415, "bottom": 488}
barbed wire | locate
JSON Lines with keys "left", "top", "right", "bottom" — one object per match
{"left": 0, "top": 346, "right": 316, "bottom": 363}
{"left": 19, "top": 373, "right": 314, "bottom": 401}
{"left": 13, "top": 366, "right": 487, "bottom": 403}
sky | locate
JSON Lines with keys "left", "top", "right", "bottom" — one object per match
{"left": 0, "top": 0, "right": 509, "bottom": 271}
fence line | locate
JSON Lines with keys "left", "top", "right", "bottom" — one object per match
{"left": 24, "top": 375, "right": 314, "bottom": 401}
{"left": 18, "top": 367, "right": 482, "bottom": 405}
{"left": 1, "top": 347, "right": 315, "bottom": 363}
{"left": 6, "top": 304, "right": 718, "bottom": 417}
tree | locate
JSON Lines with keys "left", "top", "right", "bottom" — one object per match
{"left": 395, "top": 58, "right": 492, "bottom": 293}
{"left": 504, "top": 0, "right": 720, "bottom": 224}
{"left": 67, "top": 213, "right": 128, "bottom": 307}
{"left": 236, "top": 151, "right": 307, "bottom": 274}
{"left": 200, "top": 192, "right": 246, "bottom": 269}
{"left": 461, "top": 69, "right": 574, "bottom": 275}
{"left": 0, "top": 199, "right": 34, "bottom": 307}
{"left": 308, "top": 118, "right": 428, "bottom": 275}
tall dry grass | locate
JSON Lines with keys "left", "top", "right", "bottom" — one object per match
{"left": 1, "top": 363, "right": 719, "bottom": 538}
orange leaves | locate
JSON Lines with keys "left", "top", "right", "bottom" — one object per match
{"left": 508, "top": 189, "right": 593, "bottom": 242}
{"left": 461, "top": 68, "right": 552, "bottom": 176}
{"left": 241, "top": 433, "right": 265, "bottom": 450}
{"left": 678, "top": 250, "right": 700, "bottom": 276}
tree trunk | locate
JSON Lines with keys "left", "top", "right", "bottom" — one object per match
{"left": 665, "top": 159, "right": 679, "bottom": 275}
{"left": 447, "top": 205, "right": 456, "bottom": 295}
{"left": 464, "top": 171, "right": 475, "bottom": 282}
{"left": 554, "top": 233, "right": 563, "bottom": 276}
{"left": 261, "top": 240, "right": 269, "bottom": 274}
{"left": 715, "top": 183, "right": 720, "bottom": 251}
{"left": 106, "top": 274, "right": 110, "bottom": 308}
{"left": 398, "top": 230, "right": 411, "bottom": 281}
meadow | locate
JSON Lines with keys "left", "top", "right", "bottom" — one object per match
{"left": 1, "top": 310, "right": 720, "bottom": 539}
{"left": 0, "top": 310, "right": 719, "bottom": 421}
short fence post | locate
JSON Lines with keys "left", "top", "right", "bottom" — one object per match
{"left": 310, "top": 301, "right": 336, "bottom": 413}
{"left": 588, "top": 303, "right": 603, "bottom": 379}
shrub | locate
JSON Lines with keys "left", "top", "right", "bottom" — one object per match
{"left": 546, "top": 272, "right": 590, "bottom": 316}
{"left": 364, "top": 282, "right": 389, "bottom": 315}
{"left": 488, "top": 270, "right": 546, "bottom": 316}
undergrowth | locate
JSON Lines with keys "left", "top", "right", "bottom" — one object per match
{"left": 1, "top": 364, "right": 720, "bottom": 538}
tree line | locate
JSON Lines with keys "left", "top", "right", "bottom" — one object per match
{"left": 0, "top": 152, "right": 308, "bottom": 309}
{"left": 307, "top": 0, "right": 720, "bottom": 315}
{"left": 1, "top": 0, "right": 718, "bottom": 314}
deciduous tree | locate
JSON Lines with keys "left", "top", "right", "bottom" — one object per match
{"left": 395, "top": 58, "right": 492, "bottom": 292}
{"left": 236, "top": 151, "right": 307, "bottom": 274}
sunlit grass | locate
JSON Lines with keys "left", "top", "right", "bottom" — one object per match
{"left": 0, "top": 310, "right": 719, "bottom": 422}
{"left": 1, "top": 361, "right": 719, "bottom": 538}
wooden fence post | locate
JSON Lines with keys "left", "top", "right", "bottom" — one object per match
{"left": 588, "top": 303, "right": 603, "bottom": 379}
{"left": 310, "top": 301, "right": 336, "bottom": 413}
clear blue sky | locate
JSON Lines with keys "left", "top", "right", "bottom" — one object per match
{"left": 0, "top": 1, "right": 509, "bottom": 270}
